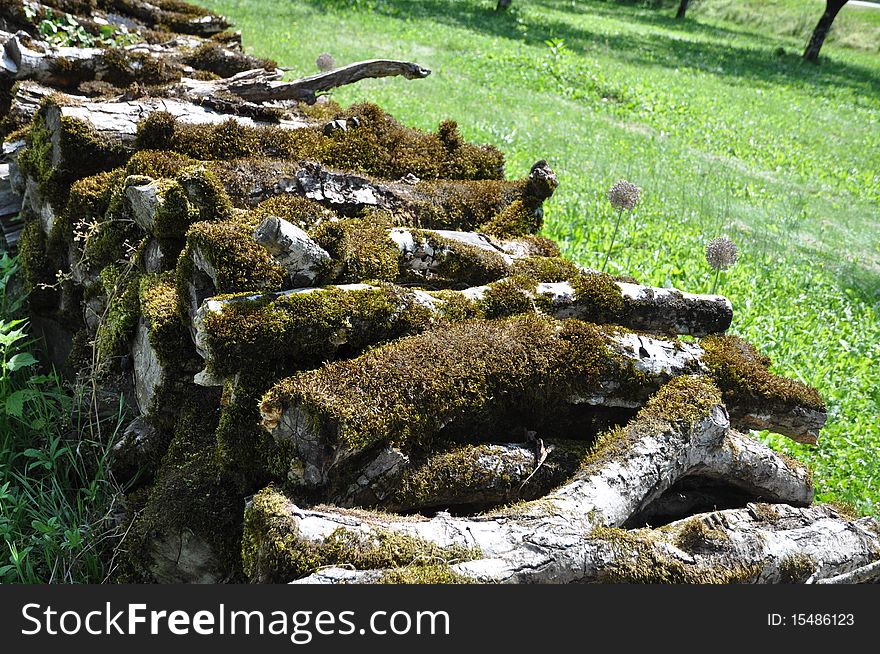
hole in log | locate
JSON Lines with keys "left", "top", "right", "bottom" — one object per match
{"left": 625, "top": 477, "right": 758, "bottom": 528}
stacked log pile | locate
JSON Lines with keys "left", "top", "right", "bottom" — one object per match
{"left": 1, "top": 0, "right": 877, "bottom": 584}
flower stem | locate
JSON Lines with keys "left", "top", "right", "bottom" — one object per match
{"left": 711, "top": 268, "right": 721, "bottom": 294}
{"left": 601, "top": 210, "right": 624, "bottom": 273}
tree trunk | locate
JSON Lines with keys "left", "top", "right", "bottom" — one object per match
{"left": 676, "top": 0, "right": 690, "bottom": 20}
{"left": 496, "top": 0, "right": 512, "bottom": 11}
{"left": 804, "top": 1, "right": 848, "bottom": 62}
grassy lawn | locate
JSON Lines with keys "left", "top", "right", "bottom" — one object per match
{"left": 200, "top": 0, "right": 880, "bottom": 515}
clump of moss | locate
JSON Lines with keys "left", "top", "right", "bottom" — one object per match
{"left": 261, "top": 315, "right": 615, "bottom": 457}
{"left": 701, "top": 334, "right": 825, "bottom": 411}
{"left": 568, "top": 270, "right": 625, "bottom": 321}
{"left": 125, "top": 149, "right": 197, "bottom": 178}
{"left": 674, "top": 518, "right": 729, "bottom": 553}
{"left": 176, "top": 213, "right": 285, "bottom": 308}
{"left": 311, "top": 217, "right": 400, "bottom": 283}
{"left": 146, "top": 165, "right": 234, "bottom": 239}
{"left": 379, "top": 565, "right": 475, "bottom": 584}
{"left": 582, "top": 376, "right": 721, "bottom": 474}
{"left": 17, "top": 220, "right": 60, "bottom": 310}
{"left": 404, "top": 231, "right": 509, "bottom": 287}
{"left": 94, "top": 264, "right": 140, "bottom": 363}
{"left": 181, "top": 42, "right": 276, "bottom": 77}
{"left": 202, "top": 284, "right": 436, "bottom": 378}
{"left": 242, "top": 486, "right": 480, "bottom": 583}
{"left": 99, "top": 48, "right": 181, "bottom": 87}
{"left": 590, "top": 527, "right": 760, "bottom": 584}
{"left": 139, "top": 273, "right": 198, "bottom": 371}
{"left": 510, "top": 256, "right": 580, "bottom": 282}
{"left": 478, "top": 276, "right": 536, "bottom": 319}
{"left": 19, "top": 109, "right": 128, "bottom": 209}
{"left": 479, "top": 198, "right": 541, "bottom": 237}
{"left": 778, "top": 553, "right": 816, "bottom": 583}
{"left": 390, "top": 439, "right": 589, "bottom": 510}
{"left": 56, "top": 169, "right": 121, "bottom": 247}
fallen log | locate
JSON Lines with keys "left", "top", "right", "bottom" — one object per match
{"left": 104, "top": 0, "right": 230, "bottom": 37}
{"left": 213, "top": 159, "right": 556, "bottom": 235}
{"left": 0, "top": 29, "right": 272, "bottom": 88}
{"left": 192, "top": 275, "right": 732, "bottom": 383}
{"left": 291, "top": 504, "right": 880, "bottom": 584}
{"left": 183, "top": 60, "right": 431, "bottom": 105}
{"left": 259, "top": 316, "right": 823, "bottom": 486}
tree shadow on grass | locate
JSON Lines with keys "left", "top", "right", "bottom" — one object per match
{"left": 308, "top": 0, "right": 879, "bottom": 100}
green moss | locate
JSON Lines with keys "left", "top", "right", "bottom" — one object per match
{"left": 826, "top": 500, "right": 861, "bottom": 520}
{"left": 674, "top": 519, "right": 729, "bottom": 553}
{"left": 176, "top": 214, "right": 285, "bottom": 307}
{"left": 430, "top": 290, "right": 482, "bottom": 322}
{"left": 17, "top": 220, "right": 59, "bottom": 310}
{"left": 478, "top": 276, "right": 536, "bottom": 319}
{"left": 569, "top": 270, "right": 625, "bottom": 321}
{"left": 139, "top": 273, "right": 198, "bottom": 371}
{"left": 312, "top": 217, "right": 399, "bottom": 283}
{"left": 479, "top": 198, "right": 541, "bottom": 237}
{"left": 261, "top": 315, "right": 617, "bottom": 456}
{"left": 125, "top": 149, "right": 197, "bottom": 178}
{"left": 203, "top": 284, "right": 435, "bottom": 378}
{"left": 133, "top": 105, "right": 503, "bottom": 181}
{"left": 379, "top": 565, "right": 475, "bottom": 584}
{"left": 126, "top": 388, "right": 243, "bottom": 581}
{"left": 404, "top": 230, "right": 509, "bottom": 287}
{"left": 56, "top": 169, "right": 121, "bottom": 248}
{"left": 242, "top": 486, "right": 480, "bottom": 582}
{"left": 95, "top": 264, "right": 140, "bottom": 363}
{"left": 701, "top": 334, "right": 825, "bottom": 412}
{"left": 582, "top": 376, "right": 722, "bottom": 473}
{"left": 390, "top": 439, "right": 589, "bottom": 510}
{"left": 148, "top": 166, "right": 234, "bottom": 239}
{"left": 590, "top": 527, "right": 761, "bottom": 584}
{"left": 510, "top": 256, "right": 580, "bottom": 282}
{"left": 778, "top": 553, "right": 816, "bottom": 583}
{"left": 181, "top": 42, "right": 276, "bottom": 77}
{"left": 98, "top": 48, "right": 181, "bottom": 87}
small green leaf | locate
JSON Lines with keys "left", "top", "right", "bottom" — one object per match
{"left": 6, "top": 352, "right": 38, "bottom": 371}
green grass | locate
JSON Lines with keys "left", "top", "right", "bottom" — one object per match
{"left": 201, "top": 0, "right": 880, "bottom": 516}
{"left": 0, "top": 253, "right": 128, "bottom": 582}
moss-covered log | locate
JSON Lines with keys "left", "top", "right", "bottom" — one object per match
{"left": 104, "top": 0, "right": 229, "bottom": 37}
{"left": 295, "top": 504, "right": 880, "bottom": 584}
{"left": 330, "top": 439, "right": 590, "bottom": 512}
{"left": 211, "top": 159, "right": 555, "bottom": 236}
{"left": 192, "top": 274, "right": 731, "bottom": 383}
{"left": 0, "top": 29, "right": 273, "bottom": 89}
{"left": 259, "top": 316, "right": 823, "bottom": 486}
